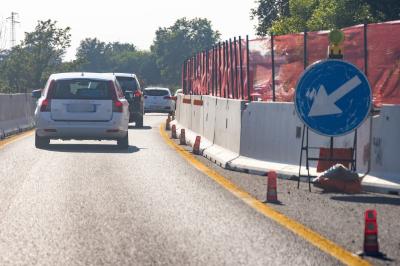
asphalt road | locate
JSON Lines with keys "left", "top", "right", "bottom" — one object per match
{"left": 0, "top": 114, "right": 350, "bottom": 265}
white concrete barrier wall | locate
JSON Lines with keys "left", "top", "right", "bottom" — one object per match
{"left": 0, "top": 93, "right": 36, "bottom": 138}
{"left": 175, "top": 94, "right": 183, "bottom": 123}
{"left": 213, "top": 98, "right": 244, "bottom": 154}
{"left": 174, "top": 95, "right": 400, "bottom": 186}
{"left": 369, "top": 105, "right": 400, "bottom": 183}
{"left": 202, "top": 96, "right": 217, "bottom": 142}
{"left": 179, "top": 95, "right": 192, "bottom": 129}
{"left": 240, "top": 102, "right": 369, "bottom": 169}
{"left": 190, "top": 95, "right": 204, "bottom": 136}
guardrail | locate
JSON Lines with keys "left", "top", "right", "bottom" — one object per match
{"left": 0, "top": 93, "right": 36, "bottom": 139}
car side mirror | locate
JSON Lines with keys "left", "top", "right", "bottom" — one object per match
{"left": 32, "top": 89, "right": 42, "bottom": 99}
{"left": 124, "top": 90, "right": 133, "bottom": 100}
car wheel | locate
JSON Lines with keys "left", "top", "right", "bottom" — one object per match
{"left": 35, "top": 132, "right": 50, "bottom": 149}
{"left": 136, "top": 116, "right": 143, "bottom": 128}
{"left": 117, "top": 133, "right": 129, "bottom": 149}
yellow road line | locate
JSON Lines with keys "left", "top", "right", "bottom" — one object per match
{"left": 160, "top": 125, "right": 370, "bottom": 266}
{"left": 0, "top": 130, "right": 34, "bottom": 150}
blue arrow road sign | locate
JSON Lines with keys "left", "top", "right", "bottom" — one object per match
{"left": 295, "top": 60, "right": 372, "bottom": 137}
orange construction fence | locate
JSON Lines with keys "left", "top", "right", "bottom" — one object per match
{"left": 182, "top": 20, "right": 400, "bottom": 106}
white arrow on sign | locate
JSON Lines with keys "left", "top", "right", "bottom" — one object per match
{"left": 308, "top": 75, "right": 362, "bottom": 117}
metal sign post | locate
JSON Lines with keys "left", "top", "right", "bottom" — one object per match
{"left": 295, "top": 58, "right": 372, "bottom": 191}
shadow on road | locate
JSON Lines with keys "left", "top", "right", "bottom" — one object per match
{"left": 330, "top": 195, "right": 400, "bottom": 206}
{"left": 128, "top": 125, "right": 152, "bottom": 130}
{"left": 44, "top": 144, "right": 141, "bottom": 154}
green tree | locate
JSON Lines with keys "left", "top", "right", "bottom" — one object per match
{"left": 151, "top": 17, "right": 220, "bottom": 85}
{"left": 75, "top": 39, "right": 161, "bottom": 86}
{"left": 252, "top": 0, "right": 400, "bottom": 35}
{"left": 251, "top": 0, "right": 290, "bottom": 35}
{"left": 0, "top": 19, "right": 71, "bottom": 92}
{"left": 0, "top": 47, "right": 31, "bottom": 92}
{"left": 24, "top": 20, "right": 71, "bottom": 88}
{"left": 76, "top": 38, "right": 109, "bottom": 72}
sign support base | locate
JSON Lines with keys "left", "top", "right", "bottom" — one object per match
{"left": 297, "top": 125, "right": 358, "bottom": 191}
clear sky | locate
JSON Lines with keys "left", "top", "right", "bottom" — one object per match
{"left": 0, "top": 0, "right": 257, "bottom": 61}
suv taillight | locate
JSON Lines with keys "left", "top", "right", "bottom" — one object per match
{"left": 40, "top": 98, "right": 51, "bottom": 112}
{"left": 109, "top": 81, "right": 123, "bottom": 113}
{"left": 40, "top": 80, "right": 55, "bottom": 112}
{"left": 164, "top": 96, "right": 172, "bottom": 100}
{"left": 113, "top": 100, "right": 123, "bottom": 112}
{"left": 134, "top": 90, "right": 142, "bottom": 97}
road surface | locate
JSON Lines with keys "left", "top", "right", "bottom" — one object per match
{"left": 0, "top": 114, "right": 357, "bottom": 265}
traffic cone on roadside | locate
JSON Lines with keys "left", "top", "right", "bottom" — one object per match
{"left": 165, "top": 114, "right": 171, "bottom": 130}
{"left": 171, "top": 124, "right": 177, "bottom": 139}
{"left": 363, "top": 209, "right": 380, "bottom": 256}
{"left": 193, "top": 136, "right": 201, "bottom": 155}
{"left": 266, "top": 171, "right": 278, "bottom": 202}
{"left": 180, "top": 129, "right": 186, "bottom": 145}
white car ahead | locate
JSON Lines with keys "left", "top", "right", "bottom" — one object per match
{"left": 34, "top": 72, "right": 130, "bottom": 149}
{"left": 144, "top": 87, "right": 174, "bottom": 114}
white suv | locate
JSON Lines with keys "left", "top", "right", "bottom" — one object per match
{"left": 34, "top": 73, "right": 130, "bottom": 148}
{"left": 144, "top": 87, "right": 174, "bottom": 114}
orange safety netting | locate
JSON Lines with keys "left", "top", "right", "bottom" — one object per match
{"left": 182, "top": 20, "right": 400, "bottom": 106}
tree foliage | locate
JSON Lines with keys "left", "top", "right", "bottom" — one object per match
{"left": 251, "top": 0, "right": 290, "bottom": 36}
{"left": 0, "top": 17, "right": 220, "bottom": 93}
{"left": 252, "top": 0, "right": 400, "bottom": 35}
{"left": 151, "top": 18, "right": 220, "bottom": 85}
{"left": 0, "top": 20, "right": 71, "bottom": 92}
{"left": 75, "top": 38, "right": 161, "bottom": 86}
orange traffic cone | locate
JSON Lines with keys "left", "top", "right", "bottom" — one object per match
{"left": 193, "top": 136, "right": 201, "bottom": 155}
{"left": 180, "top": 129, "right": 186, "bottom": 145}
{"left": 171, "top": 124, "right": 177, "bottom": 139}
{"left": 266, "top": 171, "right": 278, "bottom": 202}
{"left": 363, "top": 209, "right": 380, "bottom": 256}
{"left": 165, "top": 114, "right": 171, "bottom": 130}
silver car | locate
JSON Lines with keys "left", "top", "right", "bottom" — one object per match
{"left": 34, "top": 73, "right": 130, "bottom": 148}
{"left": 144, "top": 87, "right": 174, "bottom": 114}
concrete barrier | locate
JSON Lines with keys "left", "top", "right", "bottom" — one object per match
{"left": 0, "top": 93, "right": 36, "bottom": 138}
{"left": 202, "top": 97, "right": 245, "bottom": 167}
{"left": 213, "top": 98, "right": 244, "bottom": 154}
{"left": 368, "top": 105, "right": 400, "bottom": 183}
{"left": 202, "top": 96, "right": 217, "bottom": 142}
{"left": 175, "top": 94, "right": 183, "bottom": 123}
{"left": 173, "top": 95, "right": 400, "bottom": 193}
{"left": 191, "top": 95, "right": 204, "bottom": 136}
{"left": 179, "top": 95, "right": 192, "bottom": 129}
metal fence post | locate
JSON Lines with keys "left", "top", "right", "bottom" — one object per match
{"left": 213, "top": 46, "right": 216, "bottom": 96}
{"left": 218, "top": 42, "right": 222, "bottom": 97}
{"left": 182, "top": 60, "right": 186, "bottom": 94}
{"left": 246, "top": 35, "right": 251, "bottom": 101}
{"left": 271, "top": 33, "right": 276, "bottom": 102}
{"left": 364, "top": 23, "right": 368, "bottom": 77}
{"left": 234, "top": 37, "right": 238, "bottom": 99}
{"left": 304, "top": 30, "right": 308, "bottom": 69}
{"left": 238, "top": 36, "right": 244, "bottom": 99}
{"left": 229, "top": 38, "right": 235, "bottom": 99}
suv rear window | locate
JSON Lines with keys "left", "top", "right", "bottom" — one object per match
{"left": 116, "top": 76, "right": 139, "bottom": 92}
{"left": 144, "top": 89, "right": 169, "bottom": 96}
{"left": 52, "top": 79, "right": 112, "bottom": 100}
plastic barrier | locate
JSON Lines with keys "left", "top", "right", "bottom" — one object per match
{"left": 0, "top": 93, "right": 36, "bottom": 138}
